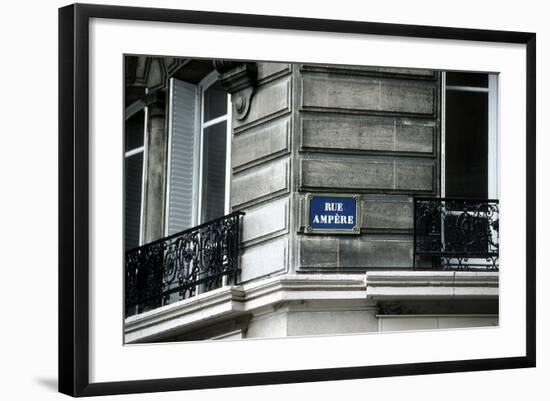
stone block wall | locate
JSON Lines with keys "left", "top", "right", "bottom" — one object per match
{"left": 228, "top": 61, "right": 440, "bottom": 280}
{"left": 292, "top": 63, "right": 441, "bottom": 271}
{"left": 230, "top": 63, "right": 293, "bottom": 282}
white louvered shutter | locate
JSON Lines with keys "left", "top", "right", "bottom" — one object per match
{"left": 165, "top": 78, "right": 198, "bottom": 235}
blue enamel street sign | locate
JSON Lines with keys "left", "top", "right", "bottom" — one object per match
{"left": 305, "top": 193, "right": 360, "bottom": 234}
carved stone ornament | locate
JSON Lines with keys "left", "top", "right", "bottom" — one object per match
{"left": 213, "top": 61, "right": 258, "bottom": 121}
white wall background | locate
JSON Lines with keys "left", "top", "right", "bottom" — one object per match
{"left": 0, "top": 0, "right": 546, "bottom": 399}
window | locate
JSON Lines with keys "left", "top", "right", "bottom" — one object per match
{"left": 431, "top": 71, "right": 500, "bottom": 270}
{"left": 124, "top": 108, "right": 147, "bottom": 250}
{"left": 165, "top": 72, "right": 231, "bottom": 235}
{"left": 442, "top": 72, "right": 499, "bottom": 199}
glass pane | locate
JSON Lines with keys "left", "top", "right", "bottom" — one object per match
{"left": 445, "top": 89, "right": 488, "bottom": 198}
{"left": 446, "top": 72, "right": 488, "bottom": 88}
{"left": 125, "top": 153, "right": 143, "bottom": 249}
{"left": 203, "top": 81, "right": 227, "bottom": 122}
{"left": 125, "top": 110, "right": 145, "bottom": 152}
{"left": 201, "top": 122, "right": 227, "bottom": 222}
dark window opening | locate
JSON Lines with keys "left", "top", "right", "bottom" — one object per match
{"left": 445, "top": 72, "right": 489, "bottom": 198}
{"left": 124, "top": 110, "right": 145, "bottom": 250}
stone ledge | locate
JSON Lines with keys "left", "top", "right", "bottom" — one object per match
{"left": 125, "top": 274, "right": 367, "bottom": 343}
{"left": 365, "top": 270, "right": 499, "bottom": 301}
{"left": 125, "top": 271, "right": 498, "bottom": 343}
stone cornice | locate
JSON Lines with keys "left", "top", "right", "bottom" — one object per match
{"left": 124, "top": 271, "right": 499, "bottom": 343}
{"left": 124, "top": 274, "right": 366, "bottom": 343}
{"left": 365, "top": 270, "right": 499, "bottom": 300}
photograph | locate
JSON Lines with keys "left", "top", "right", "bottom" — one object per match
{"left": 1, "top": 0, "right": 544, "bottom": 399}
{"left": 123, "top": 56, "right": 500, "bottom": 344}
{"left": 56, "top": 2, "right": 536, "bottom": 396}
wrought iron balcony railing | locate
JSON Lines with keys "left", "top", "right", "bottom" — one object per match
{"left": 413, "top": 197, "right": 499, "bottom": 270}
{"left": 125, "top": 211, "right": 244, "bottom": 316}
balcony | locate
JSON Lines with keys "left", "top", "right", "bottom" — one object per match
{"left": 125, "top": 211, "right": 244, "bottom": 316}
{"left": 413, "top": 198, "right": 499, "bottom": 270}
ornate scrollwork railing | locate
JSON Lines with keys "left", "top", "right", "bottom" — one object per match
{"left": 413, "top": 198, "right": 499, "bottom": 270}
{"left": 125, "top": 211, "right": 244, "bottom": 316}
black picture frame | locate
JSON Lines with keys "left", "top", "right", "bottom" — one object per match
{"left": 59, "top": 3, "right": 536, "bottom": 397}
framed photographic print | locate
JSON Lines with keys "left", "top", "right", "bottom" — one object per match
{"left": 58, "top": 3, "right": 536, "bottom": 397}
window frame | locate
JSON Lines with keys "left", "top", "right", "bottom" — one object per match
{"left": 439, "top": 72, "right": 500, "bottom": 270}
{"left": 165, "top": 71, "right": 232, "bottom": 236}
{"left": 197, "top": 71, "right": 232, "bottom": 225}
{"left": 440, "top": 71, "right": 500, "bottom": 199}
{"left": 124, "top": 102, "right": 149, "bottom": 248}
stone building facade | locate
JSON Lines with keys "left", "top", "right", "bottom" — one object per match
{"left": 123, "top": 57, "right": 499, "bottom": 343}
